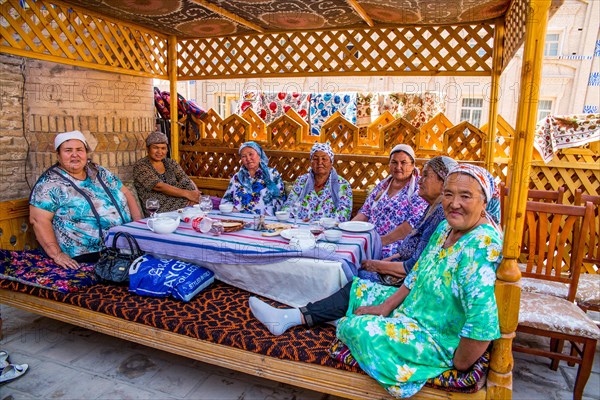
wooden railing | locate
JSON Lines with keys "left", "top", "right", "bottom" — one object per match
{"left": 180, "top": 108, "right": 599, "bottom": 272}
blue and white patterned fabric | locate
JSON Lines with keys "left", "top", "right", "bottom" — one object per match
{"left": 310, "top": 92, "right": 357, "bottom": 135}
{"left": 30, "top": 164, "right": 132, "bottom": 258}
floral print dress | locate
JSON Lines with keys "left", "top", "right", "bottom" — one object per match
{"left": 30, "top": 165, "right": 132, "bottom": 258}
{"left": 283, "top": 173, "right": 353, "bottom": 222}
{"left": 221, "top": 167, "right": 285, "bottom": 216}
{"left": 359, "top": 177, "right": 428, "bottom": 257}
{"left": 337, "top": 221, "right": 502, "bottom": 398}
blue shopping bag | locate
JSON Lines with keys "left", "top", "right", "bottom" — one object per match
{"left": 129, "top": 254, "right": 214, "bottom": 301}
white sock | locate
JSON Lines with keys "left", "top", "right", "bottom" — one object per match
{"left": 326, "top": 319, "right": 339, "bottom": 327}
{"left": 249, "top": 296, "right": 302, "bottom": 336}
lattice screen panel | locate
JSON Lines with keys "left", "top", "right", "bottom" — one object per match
{"left": 0, "top": 0, "right": 168, "bottom": 78}
{"left": 241, "top": 109, "right": 267, "bottom": 143}
{"left": 321, "top": 115, "right": 358, "bottom": 154}
{"left": 381, "top": 117, "right": 419, "bottom": 150}
{"left": 268, "top": 116, "right": 302, "bottom": 150}
{"left": 419, "top": 113, "right": 454, "bottom": 152}
{"left": 178, "top": 24, "right": 495, "bottom": 79}
{"left": 502, "top": 0, "right": 528, "bottom": 71}
{"left": 528, "top": 150, "right": 600, "bottom": 204}
{"left": 444, "top": 122, "right": 486, "bottom": 161}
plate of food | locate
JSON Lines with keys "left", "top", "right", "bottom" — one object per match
{"left": 218, "top": 219, "right": 246, "bottom": 232}
{"left": 337, "top": 221, "right": 375, "bottom": 233}
{"left": 261, "top": 223, "right": 293, "bottom": 237}
{"left": 279, "top": 228, "right": 314, "bottom": 241}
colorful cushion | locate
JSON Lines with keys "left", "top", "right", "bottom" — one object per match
{"left": 328, "top": 338, "right": 490, "bottom": 393}
{"left": 0, "top": 249, "right": 96, "bottom": 293}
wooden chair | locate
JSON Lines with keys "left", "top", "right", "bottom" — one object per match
{"left": 514, "top": 201, "right": 599, "bottom": 400}
{"left": 574, "top": 189, "right": 600, "bottom": 314}
{"left": 499, "top": 182, "right": 565, "bottom": 226}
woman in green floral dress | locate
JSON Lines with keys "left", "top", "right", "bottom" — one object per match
{"left": 336, "top": 164, "right": 503, "bottom": 398}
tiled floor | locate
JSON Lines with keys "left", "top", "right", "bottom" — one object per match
{"left": 1, "top": 305, "right": 599, "bottom": 400}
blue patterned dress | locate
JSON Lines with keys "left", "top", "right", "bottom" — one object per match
{"left": 337, "top": 221, "right": 502, "bottom": 398}
{"left": 221, "top": 167, "right": 286, "bottom": 216}
{"left": 30, "top": 165, "right": 132, "bottom": 258}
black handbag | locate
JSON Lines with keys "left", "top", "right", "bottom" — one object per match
{"left": 95, "top": 232, "right": 144, "bottom": 284}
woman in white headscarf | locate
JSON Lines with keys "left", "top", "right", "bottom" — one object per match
{"left": 353, "top": 144, "right": 428, "bottom": 257}
{"left": 282, "top": 142, "right": 353, "bottom": 222}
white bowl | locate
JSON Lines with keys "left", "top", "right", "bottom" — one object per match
{"left": 323, "top": 229, "right": 342, "bottom": 242}
{"left": 219, "top": 203, "right": 234, "bottom": 213}
{"left": 320, "top": 217, "right": 337, "bottom": 229}
{"left": 275, "top": 211, "right": 290, "bottom": 221}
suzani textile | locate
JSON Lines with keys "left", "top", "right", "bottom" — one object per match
{"left": 534, "top": 113, "right": 600, "bottom": 163}
{"left": 337, "top": 221, "right": 502, "bottom": 398}
{"left": 379, "top": 92, "right": 445, "bottom": 128}
{"left": 310, "top": 92, "right": 357, "bottom": 135}
{"left": 239, "top": 91, "right": 310, "bottom": 125}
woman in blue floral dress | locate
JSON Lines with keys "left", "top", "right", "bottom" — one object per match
{"left": 336, "top": 164, "right": 503, "bottom": 398}
{"left": 30, "top": 131, "right": 142, "bottom": 269}
{"left": 353, "top": 144, "right": 428, "bottom": 257}
{"left": 221, "top": 142, "right": 285, "bottom": 216}
{"left": 282, "top": 142, "right": 353, "bottom": 222}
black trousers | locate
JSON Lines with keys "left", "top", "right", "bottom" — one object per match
{"left": 299, "top": 281, "right": 353, "bottom": 326}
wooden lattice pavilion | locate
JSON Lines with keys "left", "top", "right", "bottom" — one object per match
{"left": 3, "top": 0, "right": 596, "bottom": 399}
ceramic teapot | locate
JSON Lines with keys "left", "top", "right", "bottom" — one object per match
{"left": 147, "top": 216, "right": 180, "bottom": 234}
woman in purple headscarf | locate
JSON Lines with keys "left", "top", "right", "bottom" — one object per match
{"left": 282, "top": 142, "right": 353, "bottom": 222}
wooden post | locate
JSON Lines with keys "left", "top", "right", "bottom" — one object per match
{"left": 487, "top": 1, "right": 551, "bottom": 400}
{"left": 484, "top": 19, "right": 504, "bottom": 171}
{"left": 168, "top": 35, "right": 180, "bottom": 162}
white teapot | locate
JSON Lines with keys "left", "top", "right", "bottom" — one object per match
{"left": 147, "top": 216, "right": 180, "bottom": 234}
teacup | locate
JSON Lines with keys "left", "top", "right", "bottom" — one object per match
{"left": 323, "top": 229, "right": 342, "bottom": 242}
{"left": 275, "top": 210, "right": 290, "bottom": 221}
{"left": 181, "top": 208, "right": 205, "bottom": 223}
{"left": 219, "top": 203, "right": 234, "bottom": 213}
{"left": 320, "top": 217, "right": 337, "bottom": 229}
{"left": 290, "top": 236, "right": 316, "bottom": 251}
{"left": 147, "top": 216, "right": 180, "bottom": 234}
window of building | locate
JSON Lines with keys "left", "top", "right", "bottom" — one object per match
{"left": 537, "top": 99, "right": 553, "bottom": 122}
{"left": 544, "top": 33, "right": 560, "bottom": 57}
{"left": 460, "top": 98, "right": 484, "bottom": 127}
{"left": 215, "top": 94, "right": 240, "bottom": 117}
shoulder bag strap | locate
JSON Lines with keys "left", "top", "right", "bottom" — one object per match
{"left": 49, "top": 165, "right": 104, "bottom": 240}
{"left": 95, "top": 168, "right": 127, "bottom": 224}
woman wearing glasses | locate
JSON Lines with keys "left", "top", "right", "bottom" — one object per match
{"left": 352, "top": 144, "right": 428, "bottom": 257}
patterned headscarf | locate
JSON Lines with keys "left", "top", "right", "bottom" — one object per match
{"left": 301, "top": 142, "right": 341, "bottom": 207}
{"left": 237, "top": 141, "right": 281, "bottom": 197}
{"left": 310, "top": 142, "right": 334, "bottom": 162}
{"left": 447, "top": 164, "right": 501, "bottom": 227}
{"left": 425, "top": 156, "right": 458, "bottom": 181}
{"left": 146, "top": 131, "right": 168, "bottom": 147}
{"left": 389, "top": 144, "right": 415, "bottom": 162}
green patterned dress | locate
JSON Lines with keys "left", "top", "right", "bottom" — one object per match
{"left": 336, "top": 221, "right": 502, "bottom": 398}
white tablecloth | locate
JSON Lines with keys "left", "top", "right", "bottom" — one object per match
{"left": 108, "top": 212, "right": 381, "bottom": 306}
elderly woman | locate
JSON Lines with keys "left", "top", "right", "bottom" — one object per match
{"left": 30, "top": 131, "right": 142, "bottom": 268}
{"left": 220, "top": 141, "right": 285, "bottom": 216}
{"left": 336, "top": 164, "right": 503, "bottom": 398}
{"left": 134, "top": 131, "right": 201, "bottom": 216}
{"left": 250, "top": 164, "right": 503, "bottom": 397}
{"left": 283, "top": 142, "right": 353, "bottom": 222}
{"left": 353, "top": 144, "right": 428, "bottom": 258}
{"left": 249, "top": 156, "right": 458, "bottom": 335}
